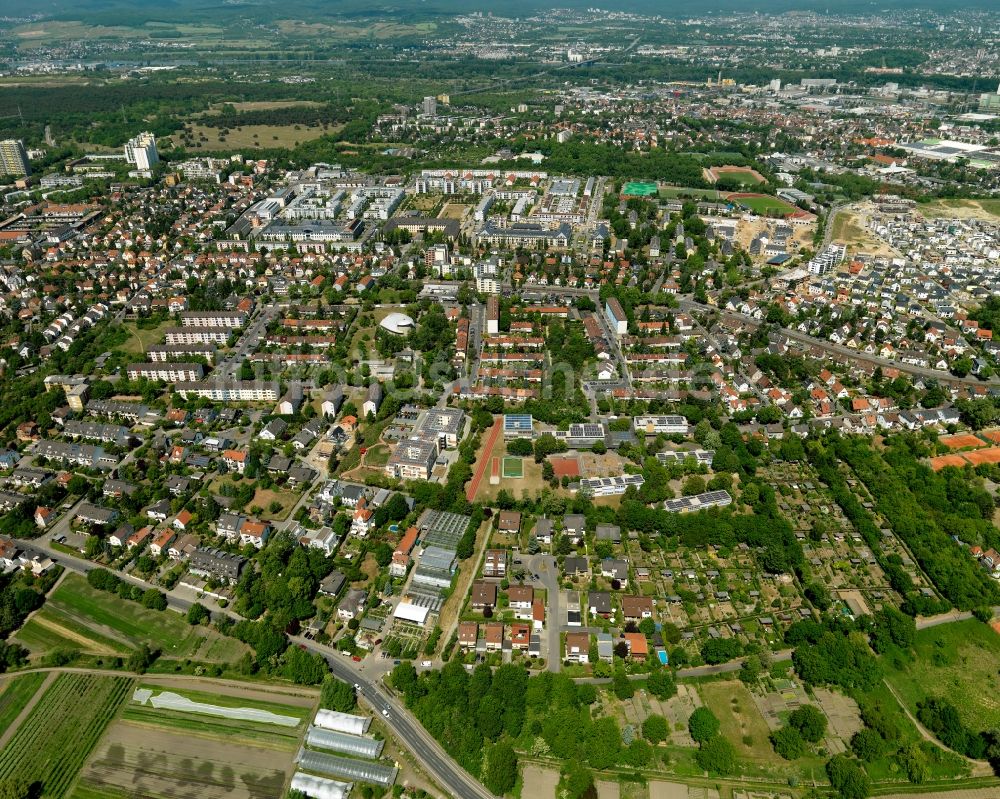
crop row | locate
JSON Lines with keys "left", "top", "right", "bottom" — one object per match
{"left": 0, "top": 674, "right": 133, "bottom": 798}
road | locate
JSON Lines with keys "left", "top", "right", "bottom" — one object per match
{"left": 523, "top": 553, "right": 560, "bottom": 672}
{"left": 311, "top": 642, "right": 498, "bottom": 799}
{"left": 677, "top": 298, "right": 1000, "bottom": 387}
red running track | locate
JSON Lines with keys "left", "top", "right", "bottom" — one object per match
{"left": 466, "top": 417, "right": 502, "bottom": 501}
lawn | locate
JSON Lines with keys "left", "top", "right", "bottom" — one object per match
{"left": 21, "top": 573, "right": 248, "bottom": 663}
{"left": 118, "top": 320, "right": 173, "bottom": 356}
{"left": 0, "top": 672, "right": 47, "bottom": 732}
{"left": 886, "top": 619, "right": 1000, "bottom": 732}
{"left": 0, "top": 673, "right": 133, "bottom": 798}
{"left": 731, "top": 194, "right": 797, "bottom": 216}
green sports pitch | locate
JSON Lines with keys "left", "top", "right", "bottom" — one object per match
{"left": 622, "top": 181, "right": 658, "bottom": 197}
{"left": 502, "top": 457, "right": 524, "bottom": 478}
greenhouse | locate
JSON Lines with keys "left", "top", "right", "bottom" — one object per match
{"left": 306, "top": 725, "right": 384, "bottom": 759}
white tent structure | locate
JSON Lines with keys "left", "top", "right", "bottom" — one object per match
{"left": 313, "top": 709, "right": 371, "bottom": 736}
{"left": 392, "top": 601, "right": 430, "bottom": 626}
{"left": 290, "top": 771, "right": 352, "bottom": 799}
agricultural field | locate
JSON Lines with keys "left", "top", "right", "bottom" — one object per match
{"left": 885, "top": 619, "right": 1000, "bottom": 732}
{"left": 0, "top": 673, "right": 133, "bottom": 798}
{"left": 0, "top": 672, "right": 48, "bottom": 738}
{"left": 73, "top": 680, "right": 313, "bottom": 799}
{"left": 12, "top": 572, "right": 249, "bottom": 663}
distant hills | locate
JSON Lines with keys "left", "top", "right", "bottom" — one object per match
{"left": 2, "top": 0, "right": 996, "bottom": 25}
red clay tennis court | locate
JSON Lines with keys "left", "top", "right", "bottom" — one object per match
{"left": 963, "top": 447, "right": 1000, "bottom": 466}
{"left": 939, "top": 433, "right": 986, "bottom": 450}
{"left": 549, "top": 456, "right": 580, "bottom": 478}
{"left": 929, "top": 454, "right": 969, "bottom": 471}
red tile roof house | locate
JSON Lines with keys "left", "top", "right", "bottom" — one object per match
{"left": 624, "top": 632, "right": 649, "bottom": 661}
{"left": 532, "top": 598, "right": 545, "bottom": 630}
{"left": 510, "top": 623, "right": 531, "bottom": 650}
{"left": 239, "top": 519, "right": 271, "bottom": 549}
{"left": 483, "top": 622, "right": 504, "bottom": 651}
{"left": 150, "top": 528, "right": 176, "bottom": 557}
{"left": 126, "top": 526, "right": 153, "bottom": 550}
{"left": 173, "top": 508, "right": 194, "bottom": 531}
{"left": 34, "top": 507, "right": 53, "bottom": 528}
{"left": 564, "top": 632, "right": 590, "bottom": 664}
{"left": 458, "top": 621, "right": 478, "bottom": 649}
{"left": 222, "top": 449, "right": 248, "bottom": 474}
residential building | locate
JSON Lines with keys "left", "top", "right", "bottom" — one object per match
{"left": 0, "top": 139, "right": 30, "bottom": 177}
{"left": 565, "top": 631, "right": 590, "bottom": 663}
{"left": 124, "top": 131, "right": 158, "bottom": 171}
{"left": 385, "top": 437, "right": 437, "bottom": 481}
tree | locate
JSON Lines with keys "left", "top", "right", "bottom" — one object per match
{"left": 642, "top": 714, "right": 669, "bottom": 743}
{"left": 141, "top": 588, "right": 167, "bottom": 611}
{"left": 127, "top": 644, "right": 156, "bottom": 674}
{"left": 850, "top": 729, "right": 884, "bottom": 762}
{"left": 507, "top": 438, "right": 533, "bottom": 457}
{"left": 771, "top": 725, "right": 807, "bottom": 759}
{"left": 562, "top": 762, "right": 596, "bottom": 799}
{"left": 688, "top": 707, "right": 720, "bottom": 744}
{"left": 186, "top": 603, "right": 210, "bottom": 625}
{"left": 320, "top": 675, "right": 357, "bottom": 712}
{"left": 789, "top": 704, "right": 827, "bottom": 743}
{"left": 695, "top": 735, "right": 737, "bottom": 775}
{"left": 826, "top": 754, "right": 871, "bottom": 799}
{"left": 646, "top": 668, "right": 676, "bottom": 700}
{"left": 612, "top": 665, "right": 634, "bottom": 700}
{"left": 282, "top": 646, "right": 327, "bottom": 685}
{"left": 483, "top": 740, "right": 518, "bottom": 795}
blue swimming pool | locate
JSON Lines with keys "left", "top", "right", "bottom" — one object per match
{"left": 657, "top": 650, "right": 668, "bottom": 665}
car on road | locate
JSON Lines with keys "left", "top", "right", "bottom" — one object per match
{"left": 421, "top": 660, "right": 432, "bottom": 667}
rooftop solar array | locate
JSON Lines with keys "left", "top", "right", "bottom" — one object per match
{"left": 503, "top": 414, "right": 533, "bottom": 431}
{"left": 567, "top": 423, "right": 606, "bottom": 438}
{"left": 664, "top": 490, "right": 733, "bottom": 513}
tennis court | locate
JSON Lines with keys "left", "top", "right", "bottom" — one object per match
{"left": 502, "top": 457, "right": 524, "bottom": 478}
{"left": 622, "top": 181, "right": 658, "bottom": 197}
